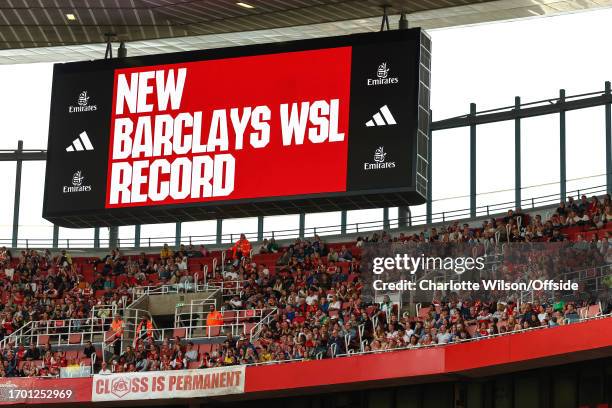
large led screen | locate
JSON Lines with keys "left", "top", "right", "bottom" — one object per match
{"left": 43, "top": 28, "right": 430, "bottom": 227}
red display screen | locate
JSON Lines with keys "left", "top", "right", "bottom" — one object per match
{"left": 106, "top": 47, "right": 352, "bottom": 208}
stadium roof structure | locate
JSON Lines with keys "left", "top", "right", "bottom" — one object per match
{"left": 0, "top": 0, "right": 611, "bottom": 64}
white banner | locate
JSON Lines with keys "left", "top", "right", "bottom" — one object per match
{"left": 91, "top": 366, "right": 245, "bottom": 402}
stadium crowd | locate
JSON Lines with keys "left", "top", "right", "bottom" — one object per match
{"left": 0, "top": 193, "right": 610, "bottom": 377}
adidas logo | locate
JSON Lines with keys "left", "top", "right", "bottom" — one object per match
{"left": 66, "top": 131, "right": 94, "bottom": 152}
{"left": 365, "top": 105, "right": 397, "bottom": 127}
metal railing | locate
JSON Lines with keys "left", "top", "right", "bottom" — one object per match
{"left": 249, "top": 308, "right": 278, "bottom": 342}
{"left": 129, "top": 279, "right": 242, "bottom": 300}
{"left": 131, "top": 279, "right": 211, "bottom": 298}
{"left": 518, "top": 263, "right": 612, "bottom": 305}
{"left": 174, "top": 305, "right": 272, "bottom": 340}
{"left": 0, "top": 184, "right": 608, "bottom": 249}
{"left": 0, "top": 316, "right": 113, "bottom": 350}
{"left": 2, "top": 311, "right": 609, "bottom": 379}
{"left": 249, "top": 313, "right": 611, "bottom": 368}
{"left": 174, "top": 298, "right": 217, "bottom": 331}
{"left": 110, "top": 308, "right": 159, "bottom": 356}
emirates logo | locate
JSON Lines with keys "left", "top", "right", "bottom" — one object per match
{"left": 72, "top": 171, "right": 84, "bottom": 186}
{"left": 367, "top": 62, "right": 399, "bottom": 86}
{"left": 77, "top": 91, "right": 90, "bottom": 106}
{"left": 68, "top": 90, "right": 97, "bottom": 113}
{"left": 377, "top": 62, "right": 389, "bottom": 79}
{"left": 374, "top": 146, "right": 386, "bottom": 163}
{"left": 364, "top": 146, "right": 395, "bottom": 171}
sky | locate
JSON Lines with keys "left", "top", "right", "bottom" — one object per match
{"left": 0, "top": 7, "right": 611, "bottom": 247}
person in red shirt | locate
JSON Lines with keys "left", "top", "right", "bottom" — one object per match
{"left": 58, "top": 351, "right": 68, "bottom": 367}
{"left": 82, "top": 281, "right": 93, "bottom": 297}
{"left": 231, "top": 234, "right": 252, "bottom": 261}
{"left": 12, "top": 290, "right": 24, "bottom": 305}
{"left": 49, "top": 352, "right": 60, "bottom": 376}
{"left": 506, "top": 301, "right": 516, "bottom": 316}
{"left": 306, "top": 301, "right": 319, "bottom": 317}
{"left": 16, "top": 344, "right": 26, "bottom": 361}
{"left": 2, "top": 313, "right": 14, "bottom": 335}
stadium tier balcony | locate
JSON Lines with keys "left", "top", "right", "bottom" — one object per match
{"left": 0, "top": 193, "right": 611, "bottom": 379}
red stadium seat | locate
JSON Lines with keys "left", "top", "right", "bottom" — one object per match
{"left": 418, "top": 307, "right": 430, "bottom": 319}
{"left": 199, "top": 343, "right": 212, "bottom": 354}
{"left": 208, "top": 326, "right": 221, "bottom": 337}
{"left": 65, "top": 350, "right": 79, "bottom": 361}
{"left": 586, "top": 304, "right": 601, "bottom": 318}
{"left": 236, "top": 310, "right": 248, "bottom": 322}
{"left": 173, "top": 328, "right": 186, "bottom": 338}
{"left": 37, "top": 335, "right": 49, "bottom": 346}
{"left": 223, "top": 311, "right": 237, "bottom": 323}
{"left": 244, "top": 322, "right": 256, "bottom": 335}
{"left": 69, "top": 333, "right": 82, "bottom": 344}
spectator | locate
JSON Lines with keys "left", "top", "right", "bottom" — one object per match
{"left": 338, "top": 245, "right": 353, "bottom": 262}
{"left": 327, "top": 247, "right": 339, "bottom": 262}
{"left": 56, "top": 249, "right": 72, "bottom": 268}
{"left": 185, "top": 342, "right": 198, "bottom": 363}
{"left": 83, "top": 341, "right": 96, "bottom": 359}
{"left": 258, "top": 239, "right": 269, "bottom": 254}
{"left": 231, "top": 234, "right": 252, "bottom": 262}
{"left": 98, "top": 361, "right": 112, "bottom": 375}
{"left": 267, "top": 238, "right": 279, "bottom": 253}
{"left": 206, "top": 305, "right": 223, "bottom": 333}
{"left": 121, "top": 345, "right": 136, "bottom": 365}
{"left": 135, "top": 316, "right": 153, "bottom": 344}
{"left": 160, "top": 244, "right": 174, "bottom": 260}
{"left": 24, "top": 343, "right": 40, "bottom": 361}
{"left": 564, "top": 304, "right": 580, "bottom": 323}
{"left": 109, "top": 314, "right": 124, "bottom": 356}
